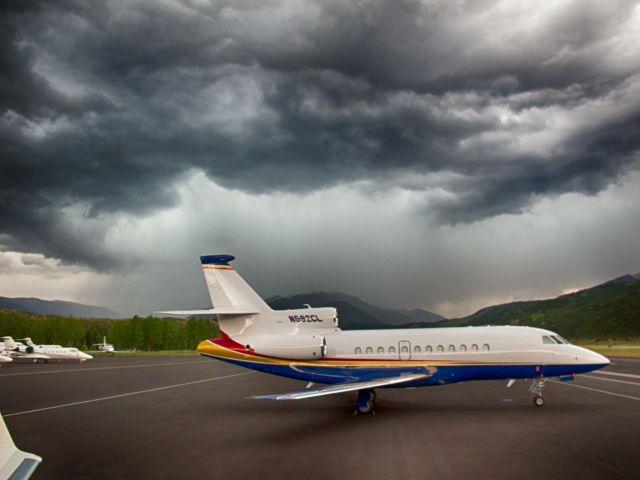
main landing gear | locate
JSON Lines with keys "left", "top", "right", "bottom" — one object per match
{"left": 529, "top": 376, "right": 547, "bottom": 407}
{"left": 353, "top": 389, "right": 376, "bottom": 415}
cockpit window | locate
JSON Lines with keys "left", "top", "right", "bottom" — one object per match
{"left": 542, "top": 335, "right": 555, "bottom": 344}
{"left": 552, "top": 335, "right": 569, "bottom": 344}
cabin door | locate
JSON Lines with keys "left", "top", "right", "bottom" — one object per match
{"left": 398, "top": 340, "right": 411, "bottom": 360}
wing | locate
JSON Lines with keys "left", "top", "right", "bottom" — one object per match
{"left": 9, "top": 353, "right": 51, "bottom": 360}
{"left": 0, "top": 413, "right": 41, "bottom": 480}
{"left": 251, "top": 373, "right": 429, "bottom": 400}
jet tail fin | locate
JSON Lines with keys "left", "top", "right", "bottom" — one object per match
{"left": 199, "top": 255, "right": 270, "bottom": 313}
{"left": 0, "top": 413, "right": 41, "bottom": 479}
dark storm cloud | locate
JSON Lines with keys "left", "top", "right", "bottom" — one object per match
{"left": 1, "top": 0, "right": 639, "bottom": 267}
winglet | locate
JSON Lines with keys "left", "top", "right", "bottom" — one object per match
{"left": 0, "top": 413, "right": 41, "bottom": 479}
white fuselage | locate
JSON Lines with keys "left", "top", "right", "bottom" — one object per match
{"left": 319, "top": 326, "right": 605, "bottom": 366}
{"left": 30, "top": 345, "right": 93, "bottom": 361}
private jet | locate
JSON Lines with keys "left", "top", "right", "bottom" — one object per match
{"left": 93, "top": 336, "right": 115, "bottom": 354}
{"left": 0, "top": 351, "right": 12, "bottom": 364}
{"left": 17, "top": 338, "right": 93, "bottom": 362}
{"left": 2, "top": 337, "right": 51, "bottom": 363}
{"left": 160, "top": 255, "right": 610, "bottom": 414}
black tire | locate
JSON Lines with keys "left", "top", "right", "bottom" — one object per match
{"left": 357, "top": 401, "right": 373, "bottom": 414}
{"left": 533, "top": 396, "right": 544, "bottom": 407}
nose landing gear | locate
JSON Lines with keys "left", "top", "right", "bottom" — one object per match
{"left": 353, "top": 389, "right": 376, "bottom": 415}
{"left": 529, "top": 376, "right": 547, "bottom": 407}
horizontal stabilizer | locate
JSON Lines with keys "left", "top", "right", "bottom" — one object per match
{"left": 251, "top": 373, "right": 429, "bottom": 401}
{"left": 0, "top": 413, "right": 41, "bottom": 479}
{"left": 155, "top": 307, "right": 260, "bottom": 317}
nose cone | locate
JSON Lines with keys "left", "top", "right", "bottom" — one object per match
{"left": 576, "top": 346, "right": 609, "bottom": 370}
{"left": 82, "top": 352, "right": 94, "bottom": 360}
{"left": 592, "top": 351, "right": 610, "bottom": 367}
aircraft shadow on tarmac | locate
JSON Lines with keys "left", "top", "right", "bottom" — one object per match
{"left": 196, "top": 391, "right": 595, "bottom": 445}
{"left": 221, "top": 401, "right": 591, "bottom": 446}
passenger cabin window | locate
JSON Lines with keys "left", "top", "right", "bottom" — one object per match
{"left": 355, "top": 347, "right": 362, "bottom": 355}
{"left": 389, "top": 346, "right": 396, "bottom": 353}
{"left": 471, "top": 344, "right": 478, "bottom": 352}
{"left": 365, "top": 347, "right": 373, "bottom": 354}
{"left": 448, "top": 345, "right": 455, "bottom": 352}
{"left": 437, "top": 345, "right": 444, "bottom": 352}
{"left": 377, "top": 346, "right": 384, "bottom": 354}
{"left": 414, "top": 345, "right": 421, "bottom": 353}
{"left": 482, "top": 343, "right": 490, "bottom": 351}
{"left": 460, "top": 344, "right": 467, "bottom": 352}
{"left": 401, "top": 345, "right": 409, "bottom": 353}
{"left": 425, "top": 346, "right": 432, "bottom": 353}
{"left": 542, "top": 335, "right": 555, "bottom": 344}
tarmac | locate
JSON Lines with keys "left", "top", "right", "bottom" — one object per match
{"left": 0, "top": 355, "right": 638, "bottom": 479}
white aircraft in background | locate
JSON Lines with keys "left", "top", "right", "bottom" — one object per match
{"left": 93, "top": 336, "right": 115, "bottom": 354}
{"left": 16, "top": 338, "right": 93, "bottom": 362}
{"left": 0, "top": 351, "right": 12, "bottom": 364}
{"left": 2, "top": 337, "right": 51, "bottom": 363}
{"left": 160, "top": 255, "right": 610, "bottom": 414}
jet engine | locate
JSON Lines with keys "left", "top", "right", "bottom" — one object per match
{"left": 250, "top": 334, "right": 326, "bottom": 360}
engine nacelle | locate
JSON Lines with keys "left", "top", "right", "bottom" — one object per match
{"left": 250, "top": 334, "right": 326, "bottom": 360}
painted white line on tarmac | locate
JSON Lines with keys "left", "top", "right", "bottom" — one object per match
{"left": 581, "top": 375, "right": 640, "bottom": 387}
{"left": 0, "top": 360, "right": 207, "bottom": 377}
{"left": 557, "top": 381, "right": 640, "bottom": 402}
{"left": 592, "top": 370, "right": 640, "bottom": 380}
{"left": 5, "top": 371, "right": 255, "bottom": 417}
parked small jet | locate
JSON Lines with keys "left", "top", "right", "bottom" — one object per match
{"left": 16, "top": 338, "right": 93, "bottom": 362}
{"left": 2, "top": 337, "right": 51, "bottom": 363}
{"left": 93, "top": 336, "right": 115, "bottom": 354}
{"left": 160, "top": 255, "right": 610, "bottom": 413}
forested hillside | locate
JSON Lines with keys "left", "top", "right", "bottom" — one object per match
{"left": 0, "top": 310, "right": 218, "bottom": 351}
{"left": 426, "top": 278, "right": 640, "bottom": 339}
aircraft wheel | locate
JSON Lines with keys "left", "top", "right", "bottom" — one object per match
{"left": 533, "top": 396, "right": 544, "bottom": 407}
{"left": 354, "top": 389, "right": 376, "bottom": 415}
{"left": 356, "top": 401, "right": 373, "bottom": 414}
{"left": 354, "top": 401, "right": 374, "bottom": 415}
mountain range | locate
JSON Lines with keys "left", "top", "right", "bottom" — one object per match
{"left": 424, "top": 273, "right": 640, "bottom": 339}
{"left": 0, "top": 296, "right": 123, "bottom": 319}
{"left": 266, "top": 292, "right": 444, "bottom": 329}
{"left": 2, "top": 272, "right": 639, "bottom": 338}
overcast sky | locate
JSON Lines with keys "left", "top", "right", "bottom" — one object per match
{"left": 1, "top": 0, "right": 639, "bottom": 318}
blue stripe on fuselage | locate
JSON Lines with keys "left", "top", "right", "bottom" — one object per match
{"left": 199, "top": 353, "right": 608, "bottom": 386}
